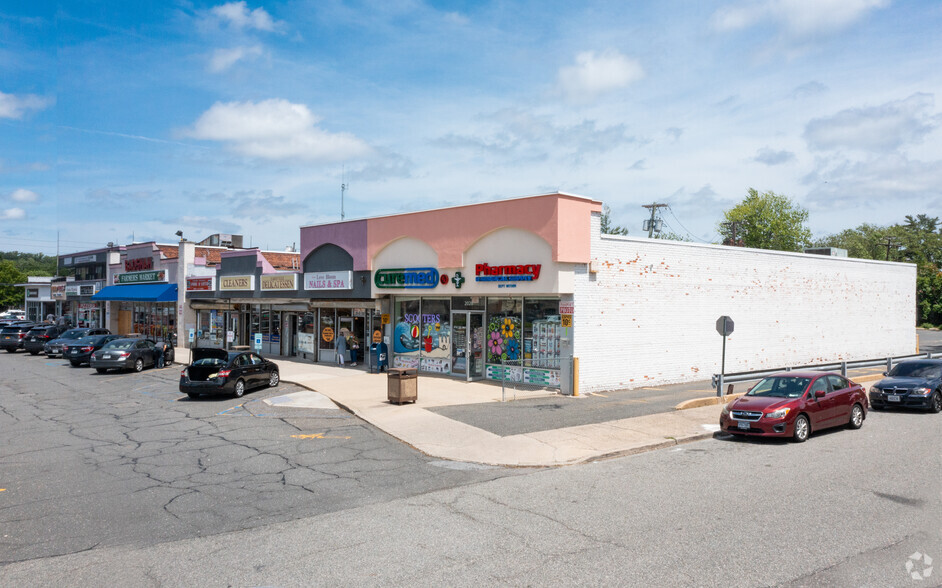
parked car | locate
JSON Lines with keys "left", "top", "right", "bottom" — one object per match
{"left": 719, "top": 371, "right": 868, "bottom": 442}
{"left": 180, "top": 348, "right": 279, "bottom": 399}
{"left": 869, "top": 359, "right": 942, "bottom": 413}
{"left": 64, "top": 334, "right": 125, "bottom": 367}
{"left": 44, "top": 328, "right": 110, "bottom": 358}
{"left": 22, "top": 324, "right": 71, "bottom": 355}
{"left": 1, "top": 324, "right": 36, "bottom": 353}
{"left": 89, "top": 338, "right": 161, "bottom": 373}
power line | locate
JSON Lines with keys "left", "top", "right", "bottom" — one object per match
{"left": 665, "top": 205, "right": 713, "bottom": 244}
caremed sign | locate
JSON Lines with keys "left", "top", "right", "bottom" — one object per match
{"left": 475, "top": 263, "right": 541, "bottom": 282}
{"left": 374, "top": 267, "right": 439, "bottom": 289}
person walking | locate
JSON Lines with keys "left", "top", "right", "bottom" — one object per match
{"left": 335, "top": 329, "right": 347, "bottom": 366}
{"left": 347, "top": 332, "right": 359, "bottom": 367}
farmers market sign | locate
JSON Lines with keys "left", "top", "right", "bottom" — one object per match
{"left": 114, "top": 270, "right": 167, "bottom": 284}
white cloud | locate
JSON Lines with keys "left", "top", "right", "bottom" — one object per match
{"left": 712, "top": 0, "right": 889, "bottom": 37}
{"left": 208, "top": 45, "right": 264, "bottom": 72}
{"left": 804, "top": 154, "right": 942, "bottom": 208}
{"left": 0, "top": 91, "right": 52, "bottom": 119}
{"left": 10, "top": 188, "right": 40, "bottom": 202}
{"left": 183, "top": 99, "right": 372, "bottom": 162}
{"left": 1, "top": 208, "right": 26, "bottom": 220}
{"left": 754, "top": 147, "right": 796, "bottom": 165}
{"left": 211, "top": 1, "right": 279, "bottom": 31}
{"left": 804, "top": 93, "right": 939, "bottom": 153}
{"left": 557, "top": 50, "right": 644, "bottom": 104}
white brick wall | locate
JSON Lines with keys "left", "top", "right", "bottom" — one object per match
{"left": 574, "top": 212, "right": 917, "bottom": 393}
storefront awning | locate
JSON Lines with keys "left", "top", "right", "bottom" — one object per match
{"left": 92, "top": 284, "right": 178, "bottom": 302}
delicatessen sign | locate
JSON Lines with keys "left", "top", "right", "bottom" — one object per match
{"left": 261, "top": 274, "right": 298, "bottom": 291}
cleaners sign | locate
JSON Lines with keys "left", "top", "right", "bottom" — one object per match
{"left": 475, "top": 263, "right": 542, "bottom": 282}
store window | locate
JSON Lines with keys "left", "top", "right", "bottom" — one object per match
{"left": 485, "top": 298, "right": 522, "bottom": 364}
{"left": 319, "top": 310, "right": 335, "bottom": 352}
{"left": 419, "top": 298, "right": 450, "bottom": 373}
{"left": 393, "top": 297, "right": 421, "bottom": 368}
{"left": 298, "top": 312, "right": 316, "bottom": 354}
{"left": 524, "top": 299, "right": 561, "bottom": 368}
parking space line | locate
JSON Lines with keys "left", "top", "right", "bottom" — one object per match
{"left": 291, "top": 433, "right": 352, "bottom": 440}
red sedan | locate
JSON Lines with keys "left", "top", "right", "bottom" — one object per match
{"left": 719, "top": 371, "right": 868, "bottom": 442}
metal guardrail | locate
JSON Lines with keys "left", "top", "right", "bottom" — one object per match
{"left": 712, "top": 352, "right": 939, "bottom": 396}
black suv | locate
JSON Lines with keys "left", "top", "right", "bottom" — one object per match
{"left": 1, "top": 323, "right": 36, "bottom": 353}
{"left": 23, "top": 324, "right": 70, "bottom": 355}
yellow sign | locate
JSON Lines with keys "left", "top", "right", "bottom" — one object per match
{"left": 381, "top": 313, "right": 390, "bottom": 325}
{"left": 561, "top": 314, "right": 572, "bottom": 327}
{"left": 260, "top": 274, "right": 297, "bottom": 290}
{"left": 322, "top": 326, "right": 334, "bottom": 342}
{"left": 220, "top": 275, "right": 254, "bottom": 290}
{"left": 372, "top": 329, "right": 382, "bottom": 344}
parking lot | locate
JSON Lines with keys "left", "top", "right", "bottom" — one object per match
{"left": 0, "top": 352, "right": 519, "bottom": 565}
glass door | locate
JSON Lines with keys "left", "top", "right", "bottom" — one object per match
{"left": 468, "top": 312, "right": 484, "bottom": 380}
{"left": 450, "top": 312, "right": 485, "bottom": 380}
{"left": 451, "top": 312, "right": 467, "bottom": 377}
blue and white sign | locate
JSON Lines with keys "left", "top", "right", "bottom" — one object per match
{"left": 254, "top": 332, "right": 263, "bottom": 351}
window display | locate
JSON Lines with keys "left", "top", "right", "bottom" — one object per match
{"left": 525, "top": 299, "right": 560, "bottom": 368}
{"left": 393, "top": 298, "right": 421, "bottom": 368}
{"left": 485, "top": 298, "right": 522, "bottom": 364}
{"left": 419, "top": 298, "right": 450, "bottom": 373}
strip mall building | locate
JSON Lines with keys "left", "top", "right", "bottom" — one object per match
{"left": 283, "top": 192, "right": 915, "bottom": 393}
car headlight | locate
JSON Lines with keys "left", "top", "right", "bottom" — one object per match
{"left": 912, "top": 387, "right": 932, "bottom": 396}
{"left": 765, "top": 408, "right": 791, "bottom": 420}
{"left": 869, "top": 386, "right": 881, "bottom": 395}
{"left": 721, "top": 404, "right": 731, "bottom": 416}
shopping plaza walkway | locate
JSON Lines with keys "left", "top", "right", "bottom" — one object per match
{"left": 174, "top": 347, "right": 889, "bottom": 467}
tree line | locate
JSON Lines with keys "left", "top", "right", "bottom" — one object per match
{"left": 0, "top": 252, "right": 58, "bottom": 310}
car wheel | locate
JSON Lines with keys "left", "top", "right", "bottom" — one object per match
{"left": 29, "top": 350, "right": 39, "bottom": 356}
{"left": 930, "top": 391, "right": 942, "bottom": 414}
{"left": 269, "top": 370, "right": 280, "bottom": 387}
{"left": 848, "top": 404, "right": 864, "bottom": 429}
{"left": 5, "top": 348, "right": 15, "bottom": 353}
{"left": 233, "top": 379, "right": 245, "bottom": 398}
{"left": 96, "top": 368, "right": 108, "bottom": 374}
{"left": 187, "top": 392, "right": 200, "bottom": 400}
{"left": 792, "top": 415, "right": 810, "bottom": 443}
{"left": 166, "top": 350, "right": 174, "bottom": 365}
{"left": 70, "top": 360, "right": 81, "bottom": 367}
{"left": 134, "top": 358, "right": 144, "bottom": 372}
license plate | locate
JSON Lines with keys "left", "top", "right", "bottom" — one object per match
{"left": 887, "top": 394, "right": 900, "bottom": 402}
{"left": 102, "top": 354, "right": 110, "bottom": 359}
{"left": 72, "top": 349, "right": 79, "bottom": 354}
{"left": 737, "top": 420, "right": 751, "bottom": 430}
{"left": 30, "top": 337, "right": 37, "bottom": 341}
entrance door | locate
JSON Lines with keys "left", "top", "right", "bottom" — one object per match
{"left": 450, "top": 312, "right": 485, "bottom": 381}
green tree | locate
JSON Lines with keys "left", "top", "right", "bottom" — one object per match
{"left": 0, "top": 260, "right": 28, "bottom": 309}
{"left": 600, "top": 205, "right": 629, "bottom": 235}
{"left": 719, "top": 189, "right": 812, "bottom": 252}
{"left": 0, "top": 251, "right": 58, "bottom": 276}
{"left": 917, "top": 265, "right": 942, "bottom": 326}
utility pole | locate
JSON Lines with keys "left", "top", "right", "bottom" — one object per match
{"left": 641, "top": 203, "right": 668, "bottom": 238}
{"left": 340, "top": 165, "right": 346, "bottom": 220}
{"left": 882, "top": 236, "right": 900, "bottom": 260}
{"left": 722, "top": 221, "right": 743, "bottom": 246}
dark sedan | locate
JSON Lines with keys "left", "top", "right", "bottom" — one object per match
{"left": 180, "top": 348, "right": 279, "bottom": 399}
{"left": 23, "top": 324, "right": 70, "bottom": 355}
{"left": 869, "top": 359, "right": 942, "bottom": 413}
{"left": 1, "top": 324, "right": 35, "bottom": 353}
{"left": 64, "top": 334, "right": 125, "bottom": 367}
{"left": 45, "top": 328, "right": 110, "bottom": 358}
{"left": 89, "top": 338, "right": 161, "bottom": 373}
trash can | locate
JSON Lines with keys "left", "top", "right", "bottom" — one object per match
{"left": 371, "top": 342, "right": 388, "bottom": 373}
{"left": 387, "top": 367, "right": 417, "bottom": 404}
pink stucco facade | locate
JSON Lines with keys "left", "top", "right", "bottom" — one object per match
{"left": 365, "top": 193, "right": 601, "bottom": 267}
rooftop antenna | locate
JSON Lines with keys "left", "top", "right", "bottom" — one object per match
{"left": 340, "top": 164, "right": 346, "bottom": 220}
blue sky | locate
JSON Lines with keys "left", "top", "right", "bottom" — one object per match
{"left": 1, "top": 0, "right": 941, "bottom": 254}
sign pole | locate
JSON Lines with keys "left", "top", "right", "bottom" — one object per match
{"left": 718, "top": 333, "right": 726, "bottom": 397}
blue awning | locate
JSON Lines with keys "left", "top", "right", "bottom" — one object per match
{"left": 92, "top": 283, "right": 178, "bottom": 302}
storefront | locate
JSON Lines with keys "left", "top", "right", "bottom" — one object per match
{"left": 15, "top": 277, "right": 59, "bottom": 322}
{"left": 63, "top": 281, "right": 106, "bottom": 328}
{"left": 92, "top": 267, "right": 178, "bottom": 340}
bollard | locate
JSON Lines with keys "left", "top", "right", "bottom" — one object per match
{"left": 572, "top": 357, "right": 579, "bottom": 397}
{"left": 840, "top": 361, "right": 847, "bottom": 377}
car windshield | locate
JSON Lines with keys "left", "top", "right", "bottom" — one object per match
{"left": 60, "top": 329, "right": 88, "bottom": 339}
{"left": 103, "top": 340, "right": 135, "bottom": 350}
{"left": 887, "top": 363, "right": 942, "bottom": 379}
{"left": 747, "top": 377, "right": 812, "bottom": 398}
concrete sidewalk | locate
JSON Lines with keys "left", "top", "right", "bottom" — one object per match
{"left": 174, "top": 348, "right": 883, "bottom": 468}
